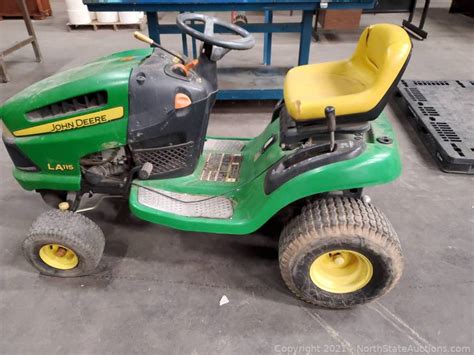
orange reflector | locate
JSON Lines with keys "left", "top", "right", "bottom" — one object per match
{"left": 175, "top": 93, "right": 192, "bottom": 109}
{"left": 185, "top": 59, "right": 199, "bottom": 72}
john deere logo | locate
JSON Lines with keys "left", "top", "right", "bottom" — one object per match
{"left": 51, "top": 114, "right": 108, "bottom": 132}
{"left": 14, "top": 107, "right": 124, "bottom": 137}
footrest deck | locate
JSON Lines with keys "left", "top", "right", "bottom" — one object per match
{"left": 137, "top": 187, "right": 233, "bottom": 219}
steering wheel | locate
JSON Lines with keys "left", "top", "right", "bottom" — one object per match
{"left": 176, "top": 13, "right": 255, "bottom": 50}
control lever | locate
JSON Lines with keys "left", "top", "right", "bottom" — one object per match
{"left": 133, "top": 31, "right": 186, "bottom": 64}
{"left": 325, "top": 106, "right": 337, "bottom": 152}
{"left": 133, "top": 31, "right": 155, "bottom": 45}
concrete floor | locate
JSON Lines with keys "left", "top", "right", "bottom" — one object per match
{"left": 1, "top": 2, "right": 473, "bottom": 354}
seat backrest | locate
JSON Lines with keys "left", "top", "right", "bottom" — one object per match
{"left": 283, "top": 23, "right": 411, "bottom": 124}
{"left": 351, "top": 24, "right": 412, "bottom": 89}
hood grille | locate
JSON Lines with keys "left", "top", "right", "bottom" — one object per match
{"left": 27, "top": 91, "right": 107, "bottom": 121}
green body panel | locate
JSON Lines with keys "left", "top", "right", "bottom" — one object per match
{"left": 129, "top": 112, "right": 401, "bottom": 235}
{"left": 1, "top": 48, "right": 152, "bottom": 191}
{"left": 1, "top": 47, "right": 401, "bottom": 236}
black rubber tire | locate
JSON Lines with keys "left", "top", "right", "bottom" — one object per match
{"left": 279, "top": 196, "right": 403, "bottom": 309}
{"left": 23, "top": 210, "right": 105, "bottom": 277}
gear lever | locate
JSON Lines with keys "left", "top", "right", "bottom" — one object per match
{"left": 325, "top": 106, "right": 337, "bottom": 152}
{"left": 134, "top": 32, "right": 186, "bottom": 64}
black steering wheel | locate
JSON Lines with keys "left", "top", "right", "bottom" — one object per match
{"left": 176, "top": 13, "right": 255, "bottom": 50}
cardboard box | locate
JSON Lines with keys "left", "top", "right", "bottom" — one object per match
{"left": 318, "top": 9, "right": 362, "bottom": 30}
{"left": 0, "top": 0, "right": 52, "bottom": 20}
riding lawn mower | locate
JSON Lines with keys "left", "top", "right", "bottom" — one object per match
{"left": 0, "top": 13, "right": 412, "bottom": 308}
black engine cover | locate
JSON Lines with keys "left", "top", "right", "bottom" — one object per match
{"left": 128, "top": 48, "right": 217, "bottom": 179}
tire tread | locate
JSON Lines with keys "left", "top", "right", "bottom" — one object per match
{"left": 279, "top": 196, "right": 403, "bottom": 308}
{"left": 23, "top": 210, "right": 105, "bottom": 277}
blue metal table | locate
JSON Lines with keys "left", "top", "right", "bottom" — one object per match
{"left": 85, "top": 0, "right": 375, "bottom": 100}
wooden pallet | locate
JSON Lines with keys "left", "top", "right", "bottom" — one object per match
{"left": 67, "top": 19, "right": 145, "bottom": 31}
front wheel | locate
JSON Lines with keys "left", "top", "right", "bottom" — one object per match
{"left": 23, "top": 209, "right": 105, "bottom": 277}
{"left": 279, "top": 196, "right": 403, "bottom": 309}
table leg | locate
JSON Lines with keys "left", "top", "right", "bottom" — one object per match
{"left": 17, "top": 0, "right": 42, "bottom": 62}
{"left": 146, "top": 11, "right": 161, "bottom": 44}
{"left": 403, "top": 0, "right": 429, "bottom": 40}
{"left": 312, "top": 10, "right": 320, "bottom": 42}
{"left": 181, "top": 34, "right": 189, "bottom": 56}
{"left": 0, "top": 56, "right": 9, "bottom": 83}
{"left": 191, "top": 18, "right": 197, "bottom": 58}
{"left": 408, "top": 0, "right": 417, "bottom": 23}
{"left": 179, "top": 11, "right": 188, "bottom": 56}
{"left": 192, "top": 39, "right": 197, "bottom": 58}
{"left": 263, "top": 10, "right": 273, "bottom": 66}
{"left": 298, "top": 10, "right": 313, "bottom": 66}
{"left": 419, "top": 0, "right": 431, "bottom": 29}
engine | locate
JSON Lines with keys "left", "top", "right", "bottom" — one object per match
{"left": 81, "top": 148, "right": 130, "bottom": 187}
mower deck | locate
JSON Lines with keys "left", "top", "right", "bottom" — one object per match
{"left": 129, "top": 114, "right": 401, "bottom": 234}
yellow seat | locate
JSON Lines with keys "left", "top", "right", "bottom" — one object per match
{"left": 284, "top": 24, "right": 412, "bottom": 122}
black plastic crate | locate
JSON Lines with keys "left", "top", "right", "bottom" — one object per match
{"left": 397, "top": 80, "right": 474, "bottom": 174}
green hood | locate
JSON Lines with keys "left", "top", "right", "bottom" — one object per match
{"left": 1, "top": 48, "right": 152, "bottom": 132}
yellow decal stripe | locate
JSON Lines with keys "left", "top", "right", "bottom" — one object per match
{"left": 14, "top": 106, "right": 124, "bottom": 137}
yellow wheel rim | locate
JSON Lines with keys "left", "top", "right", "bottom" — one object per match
{"left": 39, "top": 244, "right": 79, "bottom": 270}
{"left": 309, "top": 250, "right": 373, "bottom": 293}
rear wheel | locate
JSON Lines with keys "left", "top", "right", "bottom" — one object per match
{"left": 23, "top": 209, "right": 105, "bottom": 277}
{"left": 279, "top": 196, "right": 403, "bottom": 308}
